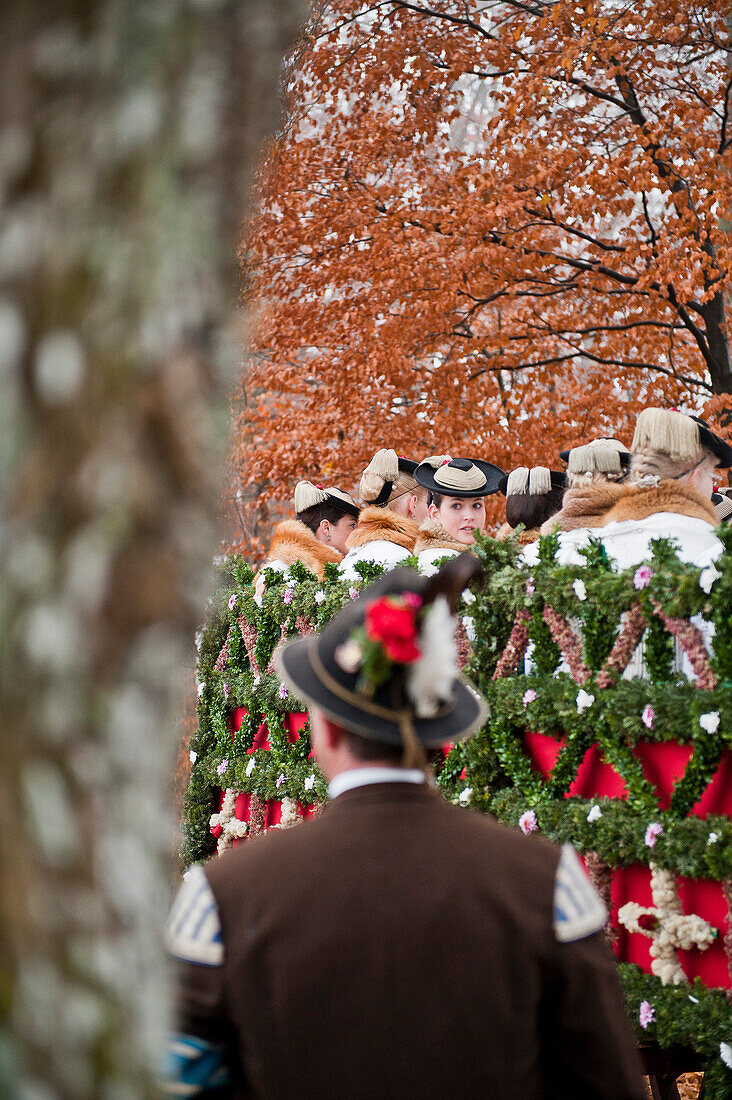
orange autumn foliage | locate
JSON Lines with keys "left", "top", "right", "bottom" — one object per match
{"left": 229, "top": 0, "right": 732, "bottom": 551}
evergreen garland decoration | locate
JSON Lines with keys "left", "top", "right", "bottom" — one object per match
{"left": 181, "top": 532, "right": 732, "bottom": 1094}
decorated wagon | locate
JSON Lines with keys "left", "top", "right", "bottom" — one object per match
{"left": 182, "top": 533, "right": 732, "bottom": 1096}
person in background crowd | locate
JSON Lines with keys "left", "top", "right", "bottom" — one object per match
{"left": 497, "top": 466, "right": 566, "bottom": 544}
{"left": 339, "top": 449, "right": 427, "bottom": 581}
{"left": 526, "top": 409, "right": 731, "bottom": 572}
{"left": 163, "top": 558, "right": 645, "bottom": 1100}
{"left": 541, "top": 438, "right": 630, "bottom": 534}
{"left": 413, "top": 456, "right": 504, "bottom": 575}
{"left": 255, "top": 481, "right": 359, "bottom": 597}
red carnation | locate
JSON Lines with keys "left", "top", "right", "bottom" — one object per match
{"left": 365, "top": 596, "right": 421, "bottom": 664}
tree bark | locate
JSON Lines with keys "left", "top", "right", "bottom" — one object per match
{"left": 0, "top": 1, "right": 305, "bottom": 1095}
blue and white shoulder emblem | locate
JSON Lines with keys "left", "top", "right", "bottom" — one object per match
{"left": 553, "top": 844, "right": 607, "bottom": 943}
{"left": 166, "top": 864, "right": 224, "bottom": 966}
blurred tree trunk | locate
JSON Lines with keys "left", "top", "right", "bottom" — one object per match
{"left": 0, "top": 1, "right": 305, "bottom": 1095}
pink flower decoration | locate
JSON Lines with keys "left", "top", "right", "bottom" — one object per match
{"left": 641, "top": 704, "right": 655, "bottom": 729}
{"left": 633, "top": 565, "right": 653, "bottom": 590}
{"left": 283, "top": 588, "right": 294, "bottom": 605}
{"left": 216, "top": 759, "right": 228, "bottom": 777}
{"left": 522, "top": 689, "right": 537, "bottom": 707}
{"left": 279, "top": 683, "right": 288, "bottom": 699}
{"left": 644, "top": 822, "right": 663, "bottom": 848}
{"left": 525, "top": 577, "right": 535, "bottom": 595}
{"left": 639, "top": 1001, "right": 655, "bottom": 1029}
{"left": 223, "top": 682, "right": 229, "bottom": 700}
{"left": 519, "top": 810, "right": 538, "bottom": 835}
{"left": 402, "top": 592, "right": 423, "bottom": 609}
{"left": 276, "top": 772, "right": 286, "bottom": 789}
{"left": 348, "top": 586, "right": 359, "bottom": 600}
{"left": 228, "top": 594, "right": 238, "bottom": 610}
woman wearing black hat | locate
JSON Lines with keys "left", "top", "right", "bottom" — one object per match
{"left": 339, "top": 449, "right": 427, "bottom": 582}
{"left": 541, "top": 438, "right": 630, "bottom": 534}
{"left": 413, "top": 456, "right": 505, "bottom": 576}
{"left": 525, "top": 409, "right": 732, "bottom": 573}
{"left": 255, "top": 481, "right": 359, "bottom": 597}
{"left": 497, "top": 466, "right": 566, "bottom": 545}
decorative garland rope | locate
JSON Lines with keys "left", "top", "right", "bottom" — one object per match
{"left": 214, "top": 627, "right": 232, "bottom": 671}
{"left": 238, "top": 616, "right": 261, "bottom": 679}
{"left": 209, "top": 789, "right": 249, "bottom": 854}
{"left": 583, "top": 851, "right": 617, "bottom": 945}
{"left": 492, "top": 609, "right": 531, "bottom": 680}
{"left": 595, "top": 603, "right": 647, "bottom": 688}
{"left": 651, "top": 601, "right": 718, "bottom": 690}
{"left": 723, "top": 880, "right": 732, "bottom": 1004}
{"left": 265, "top": 617, "right": 291, "bottom": 674}
{"left": 541, "top": 605, "right": 590, "bottom": 685}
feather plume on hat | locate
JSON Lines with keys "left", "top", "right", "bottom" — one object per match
{"left": 631, "top": 409, "right": 702, "bottom": 464}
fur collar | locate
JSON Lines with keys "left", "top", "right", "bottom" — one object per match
{"left": 541, "top": 482, "right": 626, "bottom": 534}
{"left": 265, "top": 519, "right": 342, "bottom": 577}
{"left": 497, "top": 522, "right": 541, "bottom": 545}
{"left": 414, "top": 520, "right": 472, "bottom": 556}
{"left": 345, "top": 505, "right": 419, "bottom": 552}
{"left": 601, "top": 480, "right": 718, "bottom": 527}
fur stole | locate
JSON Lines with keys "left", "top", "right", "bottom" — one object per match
{"left": 264, "top": 519, "right": 342, "bottom": 577}
{"left": 497, "top": 522, "right": 541, "bottom": 545}
{"left": 601, "top": 480, "right": 717, "bottom": 527}
{"left": 541, "top": 483, "right": 626, "bottom": 534}
{"left": 345, "top": 505, "right": 419, "bottom": 553}
{"left": 414, "top": 520, "right": 472, "bottom": 556}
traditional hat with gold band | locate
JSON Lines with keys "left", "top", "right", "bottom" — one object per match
{"left": 559, "top": 438, "right": 630, "bottom": 476}
{"left": 414, "top": 456, "right": 505, "bottom": 498}
{"left": 631, "top": 409, "right": 732, "bottom": 469}
{"left": 275, "top": 557, "right": 488, "bottom": 756}
{"left": 294, "top": 480, "right": 360, "bottom": 519}
{"left": 498, "top": 466, "right": 566, "bottom": 496}
{"left": 360, "top": 449, "right": 419, "bottom": 507}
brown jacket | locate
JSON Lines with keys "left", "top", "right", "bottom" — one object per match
{"left": 600, "top": 479, "right": 717, "bottom": 527}
{"left": 345, "top": 505, "right": 419, "bottom": 552}
{"left": 261, "top": 519, "right": 342, "bottom": 578}
{"left": 177, "top": 784, "right": 643, "bottom": 1099}
{"left": 540, "top": 482, "right": 626, "bottom": 534}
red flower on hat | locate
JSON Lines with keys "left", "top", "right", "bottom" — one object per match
{"left": 365, "top": 596, "right": 421, "bottom": 664}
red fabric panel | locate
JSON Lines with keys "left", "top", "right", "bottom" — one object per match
{"left": 525, "top": 730, "right": 732, "bottom": 988}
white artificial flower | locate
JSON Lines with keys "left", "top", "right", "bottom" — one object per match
{"left": 707, "top": 832, "right": 719, "bottom": 845}
{"left": 461, "top": 587, "right": 476, "bottom": 605}
{"left": 253, "top": 591, "right": 263, "bottom": 607}
{"left": 407, "top": 597, "right": 457, "bottom": 718}
{"left": 189, "top": 750, "right": 198, "bottom": 765}
{"left": 334, "top": 638, "right": 363, "bottom": 674}
{"left": 458, "top": 787, "right": 473, "bottom": 805}
{"left": 245, "top": 756, "right": 255, "bottom": 777}
{"left": 304, "top": 774, "right": 316, "bottom": 791}
{"left": 699, "top": 711, "right": 720, "bottom": 734}
{"left": 314, "top": 590, "right": 326, "bottom": 604}
{"left": 462, "top": 614, "right": 476, "bottom": 642}
{"left": 720, "top": 1042, "right": 732, "bottom": 1070}
{"left": 252, "top": 675, "right": 261, "bottom": 687}
{"left": 197, "top": 680, "right": 205, "bottom": 697}
{"left": 688, "top": 995, "right": 699, "bottom": 1004}
{"left": 194, "top": 630, "right": 203, "bottom": 652}
{"left": 576, "top": 689, "right": 595, "bottom": 713}
{"left": 699, "top": 564, "right": 719, "bottom": 594}
{"left": 573, "top": 579, "right": 587, "bottom": 602}
{"left": 587, "top": 804, "right": 602, "bottom": 823}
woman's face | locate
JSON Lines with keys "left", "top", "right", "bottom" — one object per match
{"left": 429, "top": 496, "right": 486, "bottom": 543}
{"left": 318, "top": 513, "right": 357, "bottom": 554}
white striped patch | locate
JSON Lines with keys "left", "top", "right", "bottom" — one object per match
{"left": 553, "top": 844, "right": 607, "bottom": 943}
{"left": 166, "top": 864, "right": 224, "bottom": 966}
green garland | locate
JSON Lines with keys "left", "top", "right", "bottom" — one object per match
{"left": 181, "top": 528, "right": 732, "bottom": 1094}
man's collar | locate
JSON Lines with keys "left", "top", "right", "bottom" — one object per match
{"left": 328, "top": 767, "right": 427, "bottom": 801}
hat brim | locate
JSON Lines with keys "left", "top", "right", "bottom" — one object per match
{"left": 326, "top": 494, "right": 360, "bottom": 519}
{"left": 275, "top": 635, "right": 488, "bottom": 748}
{"left": 694, "top": 422, "right": 732, "bottom": 469}
{"left": 415, "top": 459, "right": 505, "bottom": 497}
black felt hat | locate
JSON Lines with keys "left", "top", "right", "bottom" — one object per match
{"left": 294, "top": 481, "right": 360, "bottom": 519}
{"left": 414, "top": 457, "right": 505, "bottom": 498}
{"left": 275, "top": 557, "right": 488, "bottom": 749}
{"left": 361, "top": 449, "right": 419, "bottom": 506}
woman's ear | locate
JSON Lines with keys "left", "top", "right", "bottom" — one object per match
{"left": 317, "top": 519, "right": 331, "bottom": 543}
{"left": 428, "top": 502, "right": 439, "bottom": 522}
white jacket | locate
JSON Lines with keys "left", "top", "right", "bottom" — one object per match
{"left": 339, "top": 540, "right": 412, "bottom": 582}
